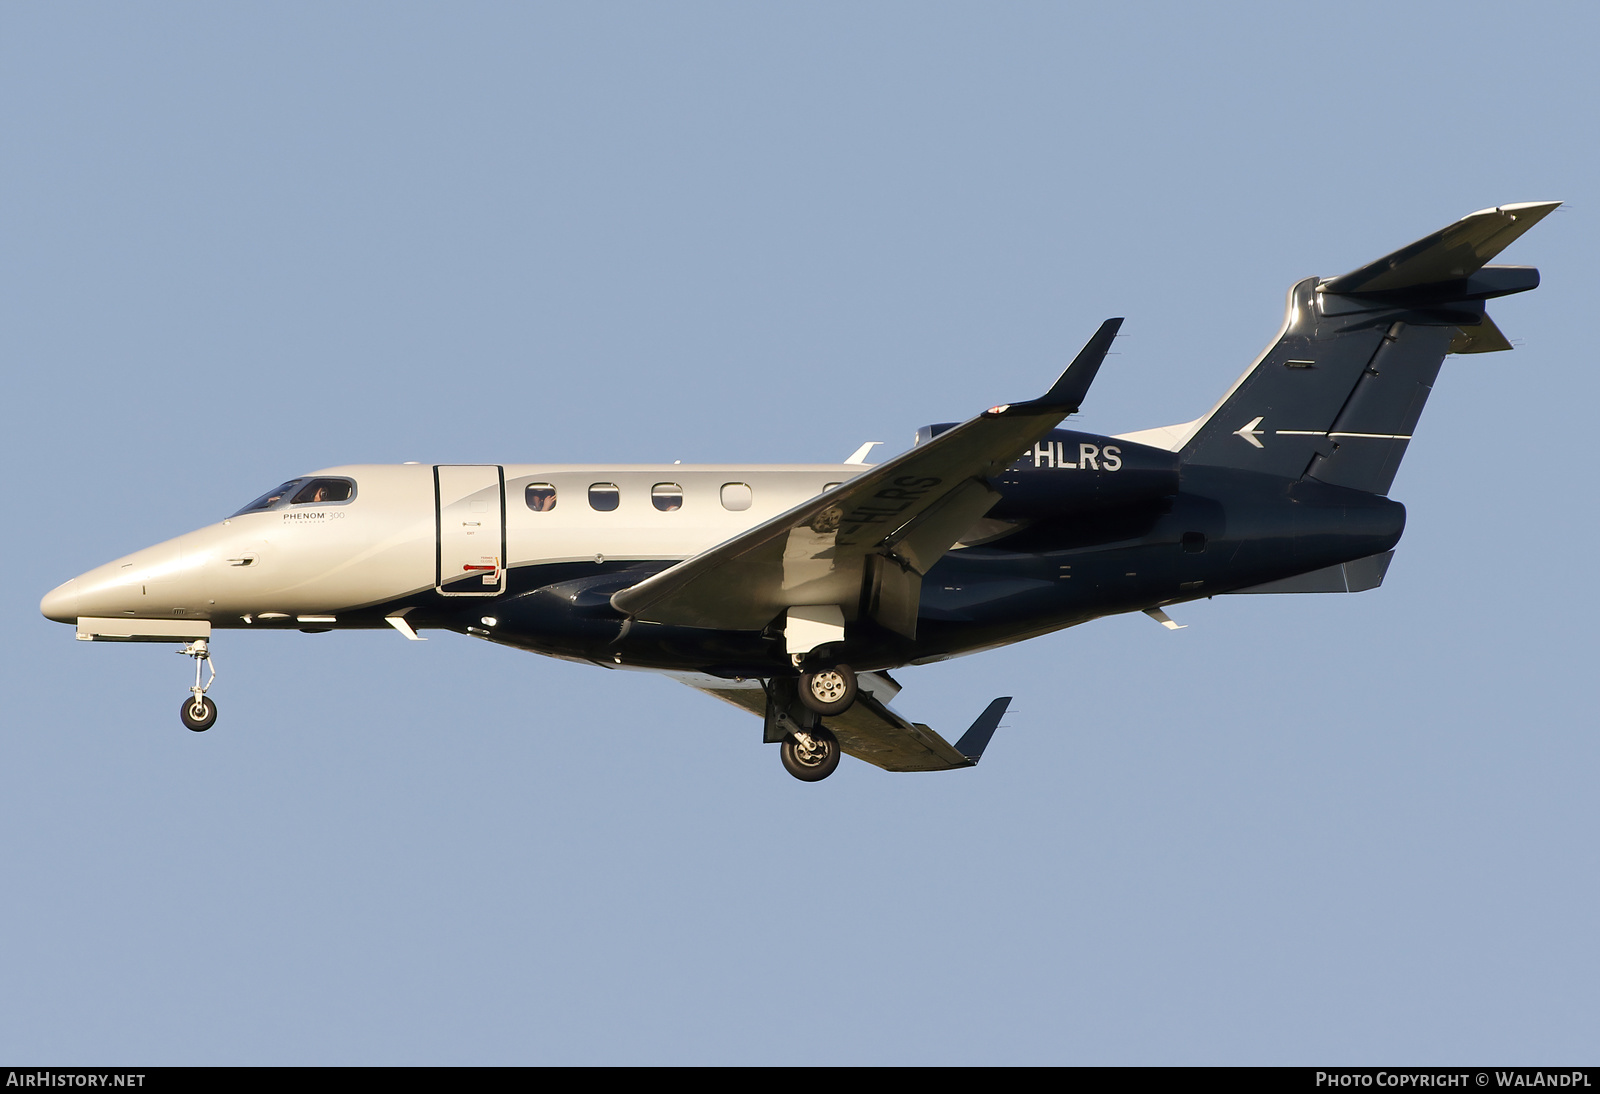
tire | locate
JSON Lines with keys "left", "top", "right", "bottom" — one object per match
{"left": 797, "top": 665, "right": 857, "bottom": 716}
{"left": 780, "top": 726, "right": 841, "bottom": 782}
{"left": 180, "top": 695, "right": 217, "bottom": 732}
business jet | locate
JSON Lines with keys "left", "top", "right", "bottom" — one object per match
{"left": 41, "top": 203, "right": 1557, "bottom": 780}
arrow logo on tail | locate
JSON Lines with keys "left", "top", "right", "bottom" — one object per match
{"left": 1234, "top": 416, "right": 1265, "bottom": 448}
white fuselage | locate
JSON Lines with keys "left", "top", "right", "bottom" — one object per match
{"left": 41, "top": 462, "right": 865, "bottom": 628}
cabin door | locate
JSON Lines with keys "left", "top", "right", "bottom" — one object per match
{"left": 435, "top": 465, "right": 506, "bottom": 597}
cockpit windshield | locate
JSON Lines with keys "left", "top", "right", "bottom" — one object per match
{"left": 231, "top": 477, "right": 356, "bottom": 517}
{"left": 290, "top": 479, "right": 353, "bottom": 504}
{"left": 232, "top": 480, "right": 305, "bottom": 516}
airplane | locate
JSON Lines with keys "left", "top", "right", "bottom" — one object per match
{"left": 40, "top": 202, "right": 1557, "bottom": 781}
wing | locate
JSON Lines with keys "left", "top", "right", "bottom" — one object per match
{"left": 674, "top": 671, "right": 1012, "bottom": 773}
{"left": 611, "top": 318, "right": 1123, "bottom": 639}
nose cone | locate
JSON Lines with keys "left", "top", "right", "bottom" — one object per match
{"left": 50, "top": 530, "right": 225, "bottom": 624}
{"left": 41, "top": 578, "right": 79, "bottom": 624}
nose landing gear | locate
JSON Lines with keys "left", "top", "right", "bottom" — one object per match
{"left": 177, "top": 639, "right": 218, "bottom": 732}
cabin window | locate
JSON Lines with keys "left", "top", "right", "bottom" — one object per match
{"left": 651, "top": 483, "right": 683, "bottom": 512}
{"left": 589, "top": 483, "right": 621, "bottom": 512}
{"left": 232, "top": 480, "right": 305, "bottom": 516}
{"left": 823, "top": 481, "right": 841, "bottom": 492}
{"left": 290, "top": 478, "right": 355, "bottom": 505}
{"left": 1182, "top": 532, "right": 1207, "bottom": 554}
{"left": 720, "top": 483, "right": 753, "bottom": 511}
{"left": 525, "top": 483, "right": 557, "bottom": 512}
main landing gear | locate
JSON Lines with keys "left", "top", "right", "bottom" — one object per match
{"left": 797, "top": 664, "right": 857, "bottom": 716}
{"left": 177, "top": 639, "right": 217, "bottom": 732}
{"left": 765, "top": 671, "right": 854, "bottom": 782}
{"left": 781, "top": 726, "right": 840, "bottom": 781}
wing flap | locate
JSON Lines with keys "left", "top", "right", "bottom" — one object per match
{"left": 825, "top": 690, "right": 976, "bottom": 771}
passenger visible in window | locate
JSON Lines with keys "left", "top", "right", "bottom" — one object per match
{"left": 526, "top": 484, "right": 557, "bottom": 512}
{"left": 652, "top": 483, "right": 683, "bottom": 512}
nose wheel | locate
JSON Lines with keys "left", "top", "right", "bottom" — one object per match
{"left": 177, "top": 639, "right": 218, "bottom": 732}
{"left": 180, "top": 694, "right": 217, "bottom": 732}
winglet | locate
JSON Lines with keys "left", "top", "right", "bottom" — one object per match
{"left": 1022, "top": 318, "right": 1124, "bottom": 414}
{"left": 953, "top": 696, "right": 1011, "bottom": 763}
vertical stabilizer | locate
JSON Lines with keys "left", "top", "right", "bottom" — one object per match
{"left": 1176, "top": 203, "right": 1557, "bottom": 494}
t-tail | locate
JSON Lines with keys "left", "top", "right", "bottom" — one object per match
{"left": 1128, "top": 202, "right": 1559, "bottom": 494}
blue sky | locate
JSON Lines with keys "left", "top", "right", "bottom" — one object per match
{"left": 4, "top": 2, "right": 1595, "bottom": 1064}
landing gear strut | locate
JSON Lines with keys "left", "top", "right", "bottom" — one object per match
{"left": 781, "top": 725, "right": 840, "bottom": 782}
{"left": 177, "top": 639, "right": 217, "bottom": 732}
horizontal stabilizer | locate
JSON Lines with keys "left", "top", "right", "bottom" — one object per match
{"left": 1227, "top": 551, "right": 1393, "bottom": 594}
{"left": 1319, "top": 201, "right": 1559, "bottom": 299}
